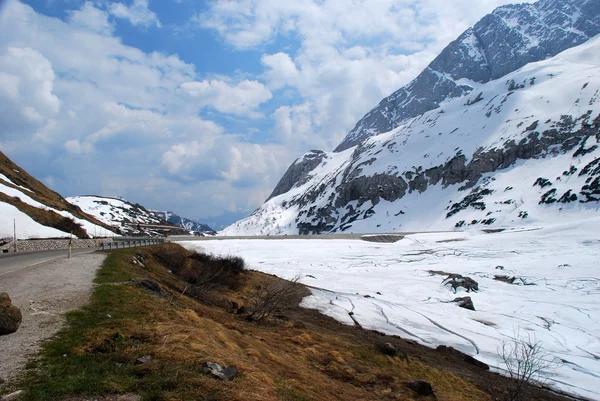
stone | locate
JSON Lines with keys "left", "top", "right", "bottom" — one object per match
{"left": 202, "top": 361, "right": 238, "bottom": 381}
{"left": 406, "top": 380, "right": 434, "bottom": 397}
{"left": 376, "top": 342, "right": 397, "bottom": 356}
{"left": 0, "top": 293, "right": 22, "bottom": 336}
{"left": 451, "top": 296, "right": 475, "bottom": 311}
{"left": 135, "top": 355, "right": 152, "bottom": 365}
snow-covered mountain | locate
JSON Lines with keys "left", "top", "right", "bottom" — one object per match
{"left": 224, "top": 33, "right": 600, "bottom": 235}
{"left": 335, "top": 0, "right": 600, "bottom": 152}
{"left": 0, "top": 151, "right": 117, "bottom": 239}
{"left": 67, "top": 196, "right": 172, "bottom": 236}
{"left": 149, "top": 210, "right": 215, "bottom": 233}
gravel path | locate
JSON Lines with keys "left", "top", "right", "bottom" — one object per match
{"left": 0, "top": 252, "right": 106, "bottom": 381}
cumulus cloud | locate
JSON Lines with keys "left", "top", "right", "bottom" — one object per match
{"left": 179, "top": 79, "right": 272, "bottom": 118}
{"left": 0, "top": 47, "right": 60, "bottom": 135}
{"left": 161, "top": 137, "right": 289, "bottom": 192}
{"left": 68, "top": 1, "right": 114, "bottom": 35}
{"left": 108, "top": 0, "right": 161, "bottom": 28}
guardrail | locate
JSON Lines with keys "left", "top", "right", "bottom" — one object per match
{"left": 98, "top": 238, "right": 164, "bottom": 251}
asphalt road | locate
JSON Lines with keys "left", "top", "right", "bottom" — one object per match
{"left": 0, "top": 248, "right": 95, "bottom": 276}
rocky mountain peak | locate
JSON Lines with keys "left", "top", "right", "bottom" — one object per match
{"left": 333, "top": 0, "right": 600, "bottom": 153}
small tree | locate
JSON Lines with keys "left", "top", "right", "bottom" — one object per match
{"left": 246, "top": 275, "right": 302, "bottom": 323}
{"left": 496, "top": 332, "right": 554, "bottom": 401}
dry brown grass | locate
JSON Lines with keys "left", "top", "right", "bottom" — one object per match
{"left": 0, "top": 150, "right": 116, "bottom": 237}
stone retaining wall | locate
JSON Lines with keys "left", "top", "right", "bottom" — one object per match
{"left": 0, "top": 238, "right": 112, "bottom": 253}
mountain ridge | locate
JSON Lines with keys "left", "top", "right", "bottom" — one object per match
{"left": 334, "top": 0, "right": 600, "bottom": 152}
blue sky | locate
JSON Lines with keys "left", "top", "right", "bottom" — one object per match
{"left": 0, "top": 0, "right": 528, "bottom": 228}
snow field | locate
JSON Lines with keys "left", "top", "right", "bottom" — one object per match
{"left": 181, "top": 221, "right": 600, "bottom": 399}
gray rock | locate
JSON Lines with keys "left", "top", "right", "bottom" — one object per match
{"left": 135, "top": 355, "right": 152, "bottom": 365}
{"left": 0, "top": 293, "right": 22, "bottom": 336}
{"left": 451, "top": 296, "right": 475, "bottom": 311}
{"left": 375, "top": 342, "right": 397, "bottom": 356}
{"left": 202, "top": 361, "right": 238, "bottom": 381}
{"left": 334, "top": 0, "right": 600, "bottom": 152}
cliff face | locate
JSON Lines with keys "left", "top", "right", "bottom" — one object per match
{"left": 224, "top": 34, "right": 600, "bottom": 235}
{"left": 334, "top": 0, "right": 600, "bottom": 152}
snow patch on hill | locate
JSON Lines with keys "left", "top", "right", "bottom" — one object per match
{"left": 67, "top": 196, "right": 164, "bottom": 235}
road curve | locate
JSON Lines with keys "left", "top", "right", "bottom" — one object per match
{"left": 0, "top": 248, "right": 94, "bottom": 276}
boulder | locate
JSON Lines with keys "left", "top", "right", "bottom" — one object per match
{"left": 202, "top": 361, "right": 238, "bottom": 381}
{"left": 451, "top": 296, "right": 475, "bottom": 311}
{"left": 406, "top": 380, "right": 434, "bottom": 396}
{"left": 0, "top": 293, "right": 22, "bottom": 335}
{"left": 375, "top": 342, "right": 397, "bottom": 356}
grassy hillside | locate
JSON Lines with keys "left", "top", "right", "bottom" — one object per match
{"left": 0, "top": 151, "right": 116, "bottom": 238}
{"left": 1, "top": 244, "right": 570, "bottom": 401}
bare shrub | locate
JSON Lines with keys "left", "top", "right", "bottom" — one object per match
{"left": 186, "top": 252, "right": 246, "bottom": 290}
{"left": 494, "top": 332, "right": 554, "bottom": 401}
{"left": 153, "top": 247, "right": 247, "bottom": 291}
{"left": 246, "top": 275, "right": 302, "bottom": 323}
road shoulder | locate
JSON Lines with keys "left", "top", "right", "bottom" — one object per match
{"left": 0, "top": 252, "right": 106, "bottom": 381}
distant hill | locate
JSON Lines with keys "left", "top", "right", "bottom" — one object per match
{"left": 149, "top": 210, "right": 215, "bottom": 233}
{"left": 67, "top": 196, "right": 187, "bottom": 236}
{"left": 0, "top": 150, "right": 117, "bottom": 239}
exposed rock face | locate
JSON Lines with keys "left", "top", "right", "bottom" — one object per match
{"left": 334, "top": 0, "right": 600, "bottom": 152}
{"left": 267, "top": 150, "right": 327, "bottom": 201}
{"left": 0, "top": 293, "right": 22, "bottom": 336}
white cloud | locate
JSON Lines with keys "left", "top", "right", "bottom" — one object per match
{"left": 0, "top": 47, "right": 60, "bottom": 134}
{"left": 179, "top": 79, "right": 272, "bottom": 118}
{"left": 68, "top": 1, "right": 114, "bottom": 35}
{"left": 201, "top": 0, "right": 535, "bottom": 148}
{"left": 108, "top": 0, "right": 161, "bottom": 28}
{"left": 161, "top": 137, "right": 289, "bottom": 193}
{"left": 261, "top": 52, "right": 298, "bottom": 90}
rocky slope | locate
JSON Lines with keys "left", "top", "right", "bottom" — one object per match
{"left": 224, "top": 34, "right": 600, "bottom": 235}
{"left": 149, "top": 210, "right": 215, "bottom": 233}
{"left": 0, "top": 151, "right": 116, "bottom": 239}
{"left": 334, "top": 0, "right": 600, "bottom": 152}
